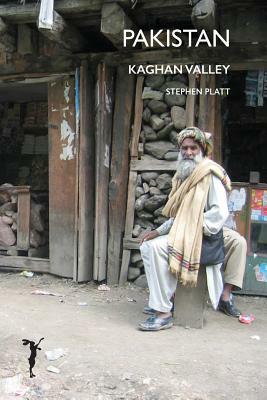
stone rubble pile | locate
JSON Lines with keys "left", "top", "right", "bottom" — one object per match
{"left": 141, "top": 73, "right": 188, "bottom": 160}
{"left": 28, "top": 191, "right": 49, "bottom": 258}
{"left": 128, "top": 171, "right": 175, "bottom": 282}
{"left": 0, "top": 184, "right": 49, "bottom": 257}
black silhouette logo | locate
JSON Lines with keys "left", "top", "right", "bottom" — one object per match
{"left": 22, "top": 337, "right": 44, "bottom": 378}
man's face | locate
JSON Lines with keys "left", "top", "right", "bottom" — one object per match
{"left": 176, "top": 137, "right": 204, "bottom": 181}
{"left": 180, "top": 138, "right": 202, "bottom": 160}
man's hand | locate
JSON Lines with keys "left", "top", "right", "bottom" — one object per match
{"left": 140, "top": 230, "right": 159, "bottom": 245}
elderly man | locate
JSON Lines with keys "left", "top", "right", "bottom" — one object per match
{"left": 139, "top": 127, "right": 247, "bottom": 331}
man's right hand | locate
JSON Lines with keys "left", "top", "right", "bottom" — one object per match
{"left": 140, "top": 230, "right": 159, "bottom": 245}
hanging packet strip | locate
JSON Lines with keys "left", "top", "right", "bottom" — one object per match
{"left": 38, "top": 0, "right": 54, "bottom": 30}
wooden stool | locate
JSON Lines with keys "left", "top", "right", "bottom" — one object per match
{"left": 173, "top": 266, "right": 208, "bottom": 329}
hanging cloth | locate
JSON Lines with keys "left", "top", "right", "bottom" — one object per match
{"left": 38, "top": 0, "right": 54, "bottom": 30}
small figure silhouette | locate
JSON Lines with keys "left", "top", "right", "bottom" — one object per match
{"left": 22, "top": 337, "right": 44, "bottom": 378}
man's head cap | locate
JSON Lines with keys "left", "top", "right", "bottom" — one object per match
{"left": 177, "top": 126, "right": 213, "bottom": 156}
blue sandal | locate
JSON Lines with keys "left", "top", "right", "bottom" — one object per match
{"left": 139, "top": 315, "right": 173, "bottom": 331}
{"left": 143, "top": 306, "right": 156, "bottom": 315}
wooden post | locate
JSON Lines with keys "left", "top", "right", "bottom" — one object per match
{"left": 214, "top": 95, "right": 222, "bottom": 163}
{"left": 130, "top": 76, "right": 144, "bottom": 159}
{"left": 119, "top": 171, "right": 138, "bottom": 285}
{"left": 94, "top": 63, "right": 115, "bottom": 281}
{"left": 76, "top": 61, "right": 95, "bottom": 281}
{"left": 16, "top": 189, "right": 30, "bottom": 250}
{"left": 198, "top": 74, "right": 222, "bottom": 162}
{"left": 198, "top": 74, "right": 209, "bottom": 131}
{"left": 211, "top": 78, "right": 222, "bottom": 163}
{"left": 107, "top": 67, "right": 135, "bottom": 284}
{"left": 186, "top": 74, "right": 197, "bottom": 127}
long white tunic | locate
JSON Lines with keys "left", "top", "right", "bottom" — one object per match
{"left": 140, "top": 175, "right": 229, "bottom": 311}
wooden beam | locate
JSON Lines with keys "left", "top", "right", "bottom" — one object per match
{"left": 216, "top": 0, "right": 267, "bottom": 10}
{"left": 0, "top": 54, "right": 78, "bottom": 76}
{"left": 134, "top": 0, "right": 191, "bottom": 21}
{"left": 123, "top": 237, "right": 139, "bottom": 250}
{"left": 107, "top": 66, "right": 135, "bottom": 284}
{"left": 0, "top": 72, "right": 73, "bottom": 82}
{"left": 131, "top": 157, "right": 177, "bottom": 171}
{"left": 0, "top": 1, "right": 103, "bottom": 23}
{"left": 0, "top": 42, "right": 267, "bottom": 77}
{"left": 0, "top": 0, "right": 263, "bottom": 25}
{"left": 0, "top": 186, "right": 30, "bottom": 194}
{"left": 38, "top": 11, "right": 86, "bottom": 52}
{"left": 101, "top": 2, "right": 134, "bottom": 49}
{"left": 220, "top": 9, "right": 267, "bottom": 43}
{"left": 140, "top": 0, "right": 189, "bottom": 10}
{"left": 0, "top": 1, "right": 190, "bottom": 23}
{"left": 0, "top": 256, "right": 50, "bottom": 273}
{"left": 88, "top": 43, "right": 267, "bottom": 69}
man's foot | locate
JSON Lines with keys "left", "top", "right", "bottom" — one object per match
{"left": 143, "top": 306, "right": 156, "bottom": 315}
{"left": 138, "top": 315, "right": 173, "bottom": 331}
{"left": 143, "top": 300, "right": 174, "bottom": 316}
{"left": 218, "top": 299, "right": 241, "bottom": 317}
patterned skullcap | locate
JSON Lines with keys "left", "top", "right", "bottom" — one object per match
{"left": 177, "top": 126, "right": 213, "bottom": 156}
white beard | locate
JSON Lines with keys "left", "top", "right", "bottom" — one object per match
{"left": 176, "top": 152, "right": 204, "bottom": 181}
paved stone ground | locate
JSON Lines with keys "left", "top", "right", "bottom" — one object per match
{"left": 0, "top": 271, "right": 266, "bottom": 400}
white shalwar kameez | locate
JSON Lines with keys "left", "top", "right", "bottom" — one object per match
{"left": 140, "top": 175, "right": 229, "bottom": 312}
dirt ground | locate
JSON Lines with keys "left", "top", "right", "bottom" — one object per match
{"left": 0, "top": 271, "right": 266, "bottom": 400}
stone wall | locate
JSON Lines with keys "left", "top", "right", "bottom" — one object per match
{"left": 128, "top": 73, "right": 188, "bottom": 283}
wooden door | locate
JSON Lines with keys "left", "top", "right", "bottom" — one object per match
{"left": 48, "top": 76, "right": 77, "bottom": 277}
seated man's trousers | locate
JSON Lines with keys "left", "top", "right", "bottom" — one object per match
{"left": 140, "top": 228, "right": 247, "bottom": 313}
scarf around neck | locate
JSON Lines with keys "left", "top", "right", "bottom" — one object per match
{"left": 162, "top": 158, "right": 231, "bottom": 286}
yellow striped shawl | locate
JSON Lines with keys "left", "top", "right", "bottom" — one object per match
{"left": 162, "top": 158, "right": 231, "bottom": 286}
